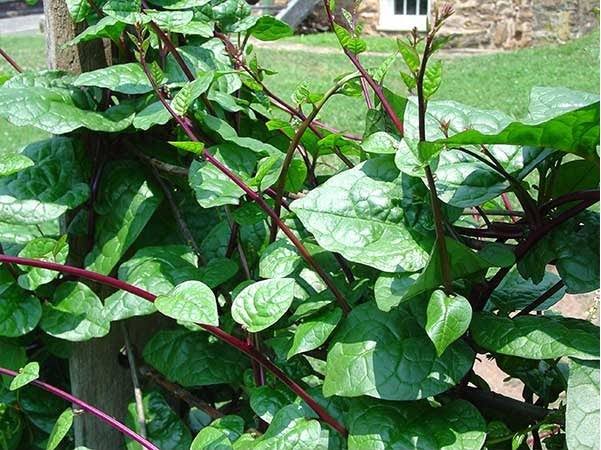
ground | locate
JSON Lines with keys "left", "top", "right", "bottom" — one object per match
{"left": 0, "top": 23, "right": 599, "bottom": 400}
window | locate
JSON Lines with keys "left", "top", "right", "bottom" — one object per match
{"left": 379, "top": 0, "right": 429, "bottom": 31}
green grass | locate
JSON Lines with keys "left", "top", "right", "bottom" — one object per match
{"left": 0, "top": 29, "right": 598, "bottom": 149}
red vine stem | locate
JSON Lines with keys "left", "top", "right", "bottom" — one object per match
{"left": 135, "top": 37, "right": 351, "bottom": 314}
{"left": 0, "top": 366, "right": 159, "bottom": 450}
{"left": 0, "top": 47, "right": 22, "bottom": 73}
{"left": 0, "top": 254, "right": 348, "bottom": 437}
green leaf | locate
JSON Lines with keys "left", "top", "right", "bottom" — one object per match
{"left": 0, "top": 153, "right": 33, "bottom": 177}
{"left": 17, "top": 237, "right": 69, "bottom": 290}
{"left": 166, "top": 42, "right": 241, "bottom": 94}
{"left": 0, "top": 340, "right": 26, "bottom": 387}
{"left": 191, "top": 427, "right": 232, "bottom": 450}
{"left": 397, "top": 38, "right": 420, "bottom": 73}
{"left": 403, "top": 238, "right": 490, "bottom": 301}
{"left": 471, "top": 313, "right": 600, "bottom": 360}
{"left": 518, "top": 211, "right": 599, "bottom": 294}
{"left": 528, "top": 86, "right": 599, "bottom": 122}
{"left": 249, "top": 16, "right": 293, "bottom": 41}
{"left": 287, "top": 308, "right": 342, "bottom": 359}
{"left": 143, "top": 328, "right": 248, "bottom": 387}
{"left": 172, "top": 72, "right": 213, "bottom": 116}
{"left": 439, "top": 102, "right": 600, "bottom": 158}
{"left": 65, "top": 0, "right": 91, "bottom": 22}
{"left": 347, "top": 399, "right": 486, "bottom": 450}
{"left": 333, "top": 23, "right": 366, "bottom": 55}
{"left": 361, "top": 131, "right": 400, "bottom": 154}
{"left": 73, "top": 63, "right": 152, "bottom": 94}
{"left": 169, "top": 141, "right": 205, "bottom": 155}
{"left": 144, "top": 9, "right": 193, "bottom": 30}
{"left": 146, "top": 0, "right": 210, "bottom": 10}
{"left": 40, "top": 282, "right": 110, "bottom": 342}
{"left": 132, "top": 101, "right": 172, "bottom": 130}
{"left": 425, "top": 290, "right": 472, "bottom": 356}
{"left": 47, "top": 408, "right": 74, "bottom": 450}
{"left": 231, "top": 278, "right": 295, "bottom": 332}
{"left": 488, "top": 269, "right": 565, "bottom": 313}
{"left": 259, "top": 239, "right": 302, "bottom": 279}
{"left": 253, "top": 405, "right": 321, "bottom": 450}
{"left": 126, "top": 391, "right": 192, "bottom": 450}
{"left": 9, "top": 362, "right": 39, "bottom": 391}
{"left": 69, "top": 17, "right": 126, "bottom": 45}
{"left": 424, "top": 60, "right": 443, "bottom": 99}
{"left": 566, "top": 358, "right": 599, "bottom": 450}
{"left": 550, "top": 160, "right": 600, "bottom": 199}
{"left": 374, "top": 272, "right": 418, "bottom": 312}
{"left": 85, "top": 161, "right": 162, "bottom": 275}
{"left": 104, "top": 246, "right": 208, "bottom": 321}
{"left": 155, "top": 280, "right": 218, "bottom": 326}
{"left": 323, "top": 303, "right": 474, "bottom": 400}
{"left": 0, "top": 402, "right": 23, "bottom": 450}
{"left": 0, "top": 86, "right": 133, "bottom": 134}
{"left": 0, "top": 283, "right": 42, "bottom": 337}
{"left": 249, "top": 386, "right": 291, "bottom": 424}
{"left": 290, "top": 157, "right": 431, "bottom": 273}
{"left": 189, "top": 144, "right": 257, "bottom": 208}
{"left": 0, "top": 138, "right": 89, "bottom": 225}
{"left": 102, "top": 0, "right": 143, "bottom": 24}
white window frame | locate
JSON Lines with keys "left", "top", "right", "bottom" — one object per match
{"left": 378, "top": 0, "right": 429, "bottom": 31}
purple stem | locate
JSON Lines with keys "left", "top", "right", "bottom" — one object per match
{"left": 0, "top": 367, "right": 159, "bottom": 450}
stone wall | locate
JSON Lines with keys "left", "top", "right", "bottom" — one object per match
{"left": 298, "top": 0, "right": 599, "bottom": 48}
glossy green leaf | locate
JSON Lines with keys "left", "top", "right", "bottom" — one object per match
{"left": 132, "top": 101, "right": 172, "bottom": 130}
{"left": 0, "top": 153, "right": 33, "bottom": 177}
{"left": 253, "top": 405, "right": 321, "bottom": 450}
{"left": 74, "top": 63, "right": 152, "bottom": 94}
{"left": 566, "top": 358, "right": 599, "bottom": 450}
{"left": 488, "top": 269, "right": 565, "bottom": 313}
{"left": 9, "top": 362, "right": 39, "bottom": 391}
{"left": 189, "top": 144, "right": 257, "bottom": 208}
{"left": 323, "top": 303, "right": 474, "bottom": 400}
{"left": 69, "top": 17, "right": 126, "bottom": 45}
{"left": 85, "top": 161, "right": 162, "bottom": 275}
{"left": 291, "top": 157, "right": 431, "bottom": 272}
{"left": 190, "top": 427, "right": 232, "bottom": 450}
{"left": 424, "top": 60, "right": 443, "bottom": 99}
{"left": 347, "top": 399, "right": 486, "bottom": 450}
{"left": 231, "top": 278, "right": 295, "bottom": 332}
{"left": 155, "top": 280, "right": 218, "bottom": 326}
{"left": 259, "top": 240, "right": 302, "bottom": 279}
{"left": 143, "top": 329, "right": 248, "bottom": 387}
{"left": 403, "top": 238, "right": 490, "bottom": 301}
{"left": 249, "top": 386, "right": 291, "bottom": 424}
{"left": 249, "top": 16, "right": 293, "bottom": 41}
{"left": 0, "top": 284, "right": 42, "bottom": 337}
{"left": 0, "top": 340, "right": 26, "bottom": 387}
{"left": 397, "top": 39, "right": 420, "bottom": 73}
{"left": 17, "top": 237, "right": 69, "bottom": 290}
{"left": 425, "top": 290, "right": 472, "bottom": 356}
{"left": 0, "top": 402, "right": 23, "bottom": 450}
{"left": 102, "top": 0, "right": 143, "bottom": 24}
{"left": 551, "top": 160, "right": 600, "bottom": 199}
{"left": 0, "top": 138, "right": 89, "bottom": 225}
{"left": 361, "top": 131, "right": 400, "bottom": 154}
{"left": 439, "top": 103, "right": 599, "bottom": 157}
{"left": 47, "top": 408, "right": 74, "bottom": 450}
{"left": 0, "top": 86, "right": 133, "bottom": 134}
{"left": 172, "top": 72, "right": 213, "bottom": 116}
{"left": 528, "top": 86, "right": 599, "bottom": 122}
{"left": 518, "top": 210, "right": 599, "bottom": 294}
{"left": 65, "top": 0, "right": 91, "bottom": 22}
{"left": 333, "top": 23, "right": 366, "bottom": 55}
{"left": 288, "top": 308, "right": 342, "bottom": 359}
{"left": 374, "top": 272, "right": 418, "bottom": 312}
{"left": 126, "top": 391, "right": 192, "bottom": 450}
{"left": 471, "top": 313, "right": 600, "bottom": 360}
{"left": 40, "top": 282, "right": 110, "bottom": 342}
{"left": 146, "top": 0, "right": 210, "bottom": 10}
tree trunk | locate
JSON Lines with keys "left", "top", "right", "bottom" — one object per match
{"left": 43, "top": 2, "right": 157, "bottom": 449}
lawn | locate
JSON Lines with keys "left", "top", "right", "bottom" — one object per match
{"left": 0, "top": 29, "right": 599, "bottom": 150}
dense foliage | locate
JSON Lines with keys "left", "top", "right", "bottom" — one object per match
{"left": 0, "top": 0, "right": 599, "bottom": 449}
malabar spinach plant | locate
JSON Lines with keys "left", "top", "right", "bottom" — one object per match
{"left": 0, "top": 0, "right": 599, "bottom": 449}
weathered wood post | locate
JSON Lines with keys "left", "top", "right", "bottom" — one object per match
{"left": 43, "top": 2, "right": 159, "bottom": 448}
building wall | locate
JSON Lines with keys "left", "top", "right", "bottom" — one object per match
{"left": 300, "top": 0, "right": 599, "bottom": 49}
